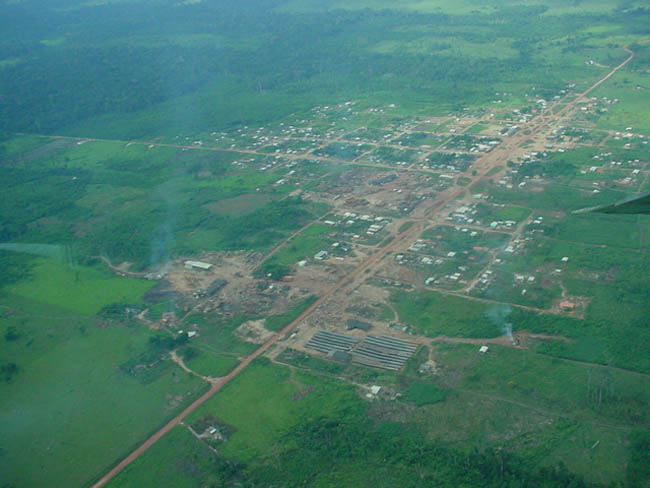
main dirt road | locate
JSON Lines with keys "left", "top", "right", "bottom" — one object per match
{"left": 89, "top": 43, "right": 640, "bottom": 488}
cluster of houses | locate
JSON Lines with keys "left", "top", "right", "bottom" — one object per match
{"left": 446, "top": 136, "right": 501, "bottom": 153}
{"left": 490, "top": 220, "right": 518, "bottom": 230}
{"left": 446, "top": 204, "right": 481, "bottom": 225}
{"left": 499, "top": 124, "right": 520, "bottom": 137}
{"left": 475, "top": 269, "right": 494, "bottom": 290}
{"left": 337, "top": 212, "right": 392, "bottom": 237}
{"left": 504, "top": 107, "right": 535, "bottom": 124}
{"left": 396, "top": 235, "right": 475, "bottom": 287}
{"left": 421, "top": 153, "right": 475, "bottom": 173}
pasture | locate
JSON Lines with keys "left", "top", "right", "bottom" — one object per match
{"left": 6, "top": 258, "right": 153, "bottom": 315}
{"left": 0, "top": 297, "right": 207, "bottom": 488}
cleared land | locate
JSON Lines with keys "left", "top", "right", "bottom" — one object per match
{"left": 1, "top": 2, "right": 649, "bottom": 487}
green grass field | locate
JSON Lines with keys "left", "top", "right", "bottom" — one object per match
{"left": 184, "top": 348, "right": 240, "bottom": 377}
{"left": 424, "top": 341, "right": 650, "bottom": 483}
{"left": 0, "top": 250, "right": 206, "bottom": 488}
{"left": 263, "top": 235, "right": 331, "bottom": 271}
{"left": 107, "top": 359, "right": 364, "bottom": 486}
{"left": 106, "top": 426, "right": 223, "bottom": 488}
{"left": 390, "top": 289, "right": 503, "bottom": 338}
{"left": 105, "top": 343, "right": 650, "bottom": 487}
{"left": 593, "top": 70, "right": 650, "bottom": 135}
{"left": 185, "top": 359, "right": 359, "bottom": 461}
{"left": 476, "top": 203, "right": 532, "bottom": 223}
{"left": 6, "top": 258, "right": 154, "bottom": 315}
{"left": 184, "top": 314, "right": 259, "bottom": 358}
{"left": 0, "top": 300, "right": 207, "bottom": 488}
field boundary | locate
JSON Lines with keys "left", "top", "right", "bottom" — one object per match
{"left": 89, "top": 41, "right": 644, "bottom": 488}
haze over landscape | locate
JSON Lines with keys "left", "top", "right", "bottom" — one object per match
{"left": 1, "top": 0, "right": 649, "bottom": 487}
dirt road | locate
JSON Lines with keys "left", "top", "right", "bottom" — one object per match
{"left": 89, "top": 43, "right": 642, "bottom": 488}
{"left": 88, "top": 135, "right": 496, "bottom": 488}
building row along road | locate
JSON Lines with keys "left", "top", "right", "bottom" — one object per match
{"left": 90, "top": 41, "right": 643, "bottom": 488}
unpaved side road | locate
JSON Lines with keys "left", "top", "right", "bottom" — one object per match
{"left": 89, "top": 172, "right": 461, "bottom": 488}
{"left": 89, "top": 42, "right": 643, "bottom": 488}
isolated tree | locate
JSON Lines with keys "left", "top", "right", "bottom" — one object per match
{"left": 4, "top": 326, "right": 20, "bottom": 341}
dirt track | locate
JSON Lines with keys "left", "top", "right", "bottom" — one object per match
{"left": 88, "top": 42, "right": 641, "bottom": 488}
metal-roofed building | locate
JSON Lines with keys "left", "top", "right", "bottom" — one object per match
{"left": 184, "top": 260, "right": 213, "bottom": 271}
{"left": 305, "top": 330, "right": 359, "bottom": 354}
{"left": 305, "top": 330, "right": 417, "bottom": 371}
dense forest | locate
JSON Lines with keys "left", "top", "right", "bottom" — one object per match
{"left": 1, "top": 0, "right": 648, "bottom": 136}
